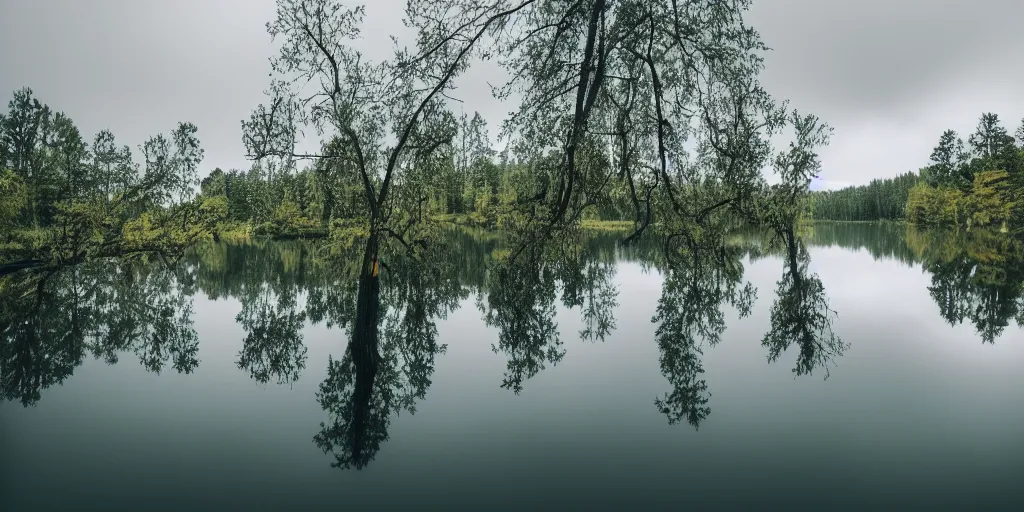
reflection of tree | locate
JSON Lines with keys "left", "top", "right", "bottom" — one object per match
{"left": 0, "top": 258, "right": 199, "bottom": 406}
{"left": 754, "top": 113, "right": 847, "bottom": 381}
{"left": 908, "top": 227, "right": 1024, "bottom": 343}
{"left": 479, "top": 229, "right": 619, "bottom": 394}
{"left": 653, "top": 233, "right": 755, "bottom": 428}
{"left": 0, "top": 272, "right": 86, "bottom": 406}
{"left": 14, "top": 222, "right": 1015, "bottom": 459}
{"left": 96, "top": 261, "right": 199, "bottom": 374}
{"left": 762, "top": 222, "right": 1024, "bottom": 345}
{"left": 556, "top": 244, "right": 619, "bottom": 343}
{"left": 312, "top": 336, "right": 387, "bottom": 470}
{"left": 185, "top": 239, "right": 344, "bottom": 386}
{"left": 313, "top": 239, "right": 465, "bottom": 470}
{"left": 806, "top": 221, "right": 918, "bottom": 266}
{"left": 927, "top": 257, "right": 973, "bottom": 327}
{"left": 236, "top": 285, "right": 307, "bottom": 385}
{"left": 761, "top": 234, "right": 847, "bottom": 378}
{"left": 481, "top": 245, "right": 561, "bottom": 394}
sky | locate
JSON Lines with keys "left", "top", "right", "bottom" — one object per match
{"left": 1, "top": 0, "right": 1022, "bottom": 191}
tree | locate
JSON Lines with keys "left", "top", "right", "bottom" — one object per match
{"left": 92, "top": 129, "right": 135, "bottom": 207}
{"left": 0, "top": 88, "right": 52, "bottom": 225}
{"left": 200, "top": 167, "right": 226, "bottom": 197}
{"left": 171, "top": 122, "right": 203, "bottom": 205}
{"left": 0, "top": 169, "right": 26, "bottom": 228}
{"left": 927, "top": 129, "right": 965, "bottom": 188}
{"left": 243, "top": 0, "right": 501, "bottom": 372}
{"left": 141, "top": 133, "right": 173, "bottom": 206}
{"left": 905, "top": 111, "right": 1024, "bottom": 229}
{"left": 49, "top": 112, "right": 92, "bottom": 201}
{"left": 969, "top": 113, "right": 1014, "bottom": 161}
{"left": 140, "top": 123, "right": 204, "bottom": 208}
{"left": 756, "top": 112, "right": 847, "bottom": 378}
{"left": 967, "top": 170, "right": 1016, "bottom": 229}
{"left": 1, "top": 87, "right": 217, "bottom": 275}
{"left": 235, "top": 0, "right": 843, "bottom": 411}
{"left": 967, "top": 113, "right": 1020, "bottom": 179}
{"left": 811, "top": 171, "right": 923, "bottom": 221}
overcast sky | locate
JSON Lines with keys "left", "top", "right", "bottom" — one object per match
{"left": 2, "top": 0, "right": 1022, "bottom": 190}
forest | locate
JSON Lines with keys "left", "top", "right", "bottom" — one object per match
{"left": 810, "top": 113, "right": 1024, "bottom": 229}
{"left": 809, "top": 171, "right": 923, "bottom": 222}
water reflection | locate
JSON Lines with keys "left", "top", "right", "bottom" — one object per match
{"left": 905, "top": 228, "right": 1024, "bottom": 343}
{"left": 760, "top": 230, "right": 847, "bottom": 379}
{"left": 314, "top": 240, "right": 465, "bottom": 469}
{"left": 2, "top": 223, "right": 1022, "bottom": 469}
{"left": 0, "top": 257, "right": 198, "bottom": 406}
{"left": 479, "top": 230, "right": 619, "bottom": 394}
{"left": 652, "top": 231, "right": 756, "bottom": 427}
{"left": 236, "top": 283, "right": 307, "bottom": 385}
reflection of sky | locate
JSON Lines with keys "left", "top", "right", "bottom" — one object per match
{"left": 2, "top": 246, "right": 1023, "bottom": 510}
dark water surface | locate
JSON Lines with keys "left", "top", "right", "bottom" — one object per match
{"left": 2, "top": 223, "right": 1023, "bottom": 510}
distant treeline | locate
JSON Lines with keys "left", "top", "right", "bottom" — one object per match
{"left": 811, "top": 112, "right": 1024, "bottom": 230}
{"left": 810, "top": 171, "right": 923, "bottom": 221}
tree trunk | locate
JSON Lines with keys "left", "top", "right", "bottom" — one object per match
{"left": 348, "top": 231, "right": 382, "bottom": 467}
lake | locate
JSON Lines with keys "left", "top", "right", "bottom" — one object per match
{"left": 2, "top": 222, "right": 1023, "bottom": 511}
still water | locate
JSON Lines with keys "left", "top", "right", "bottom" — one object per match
{"left": 2, "top": 223, "right": 1023, "bottom": 510}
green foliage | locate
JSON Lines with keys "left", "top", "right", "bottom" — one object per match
{"left": 927, "top": 129, "right": 969, "bottom": 188}
{"left": 906, "top": 169, "right": 1021, "bottom": 231}
{"left": 911, "top": 113, "right": 1024, "bottom": 230}
{"left": 49, "top": 199, "right": 107, "bottom": 262}
{"left": 255, "top": 198, "right": 324, "bottom": 238}
{"left": 0, "top": 168, "right": 26, "bottom": 228}
{"left": 1, "top": 87, "right": 215, "bottom": 271}
{"left": 906, "top": 183, "right": 966, "bottom": 226}
{"left": 119, "top": 197, "right": 228, "bottom": 255}
{"left": 966, "top": 170, "right": 1017, "bottom": 230}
